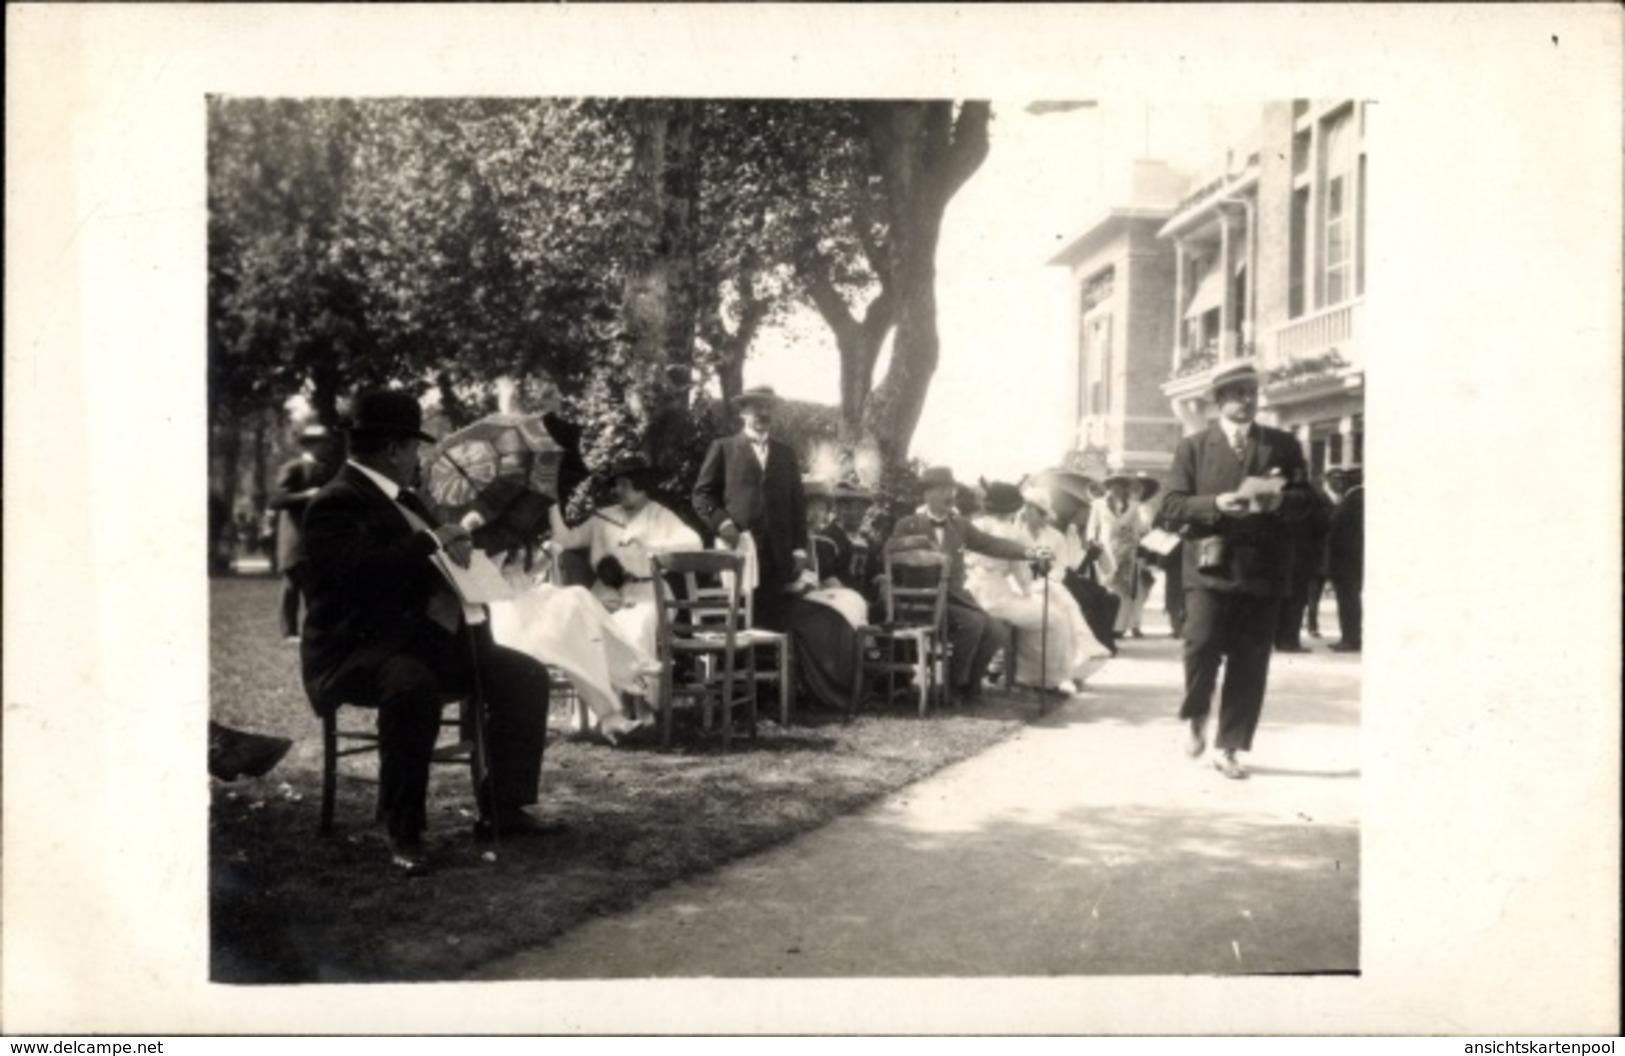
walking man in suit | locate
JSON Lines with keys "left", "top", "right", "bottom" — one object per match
{"left": 1160, "top": 362, "right": 1312, "bottom": 779}
{"left": 269, "top": 424, "right": 340, "bottom": 639}
{"left": 1326, "top": 467, "right": 1364, "bottom": 652}
{"left": 886, "top": 466, "right": 1052, "bottom": 701}
{"left": 300, "top": 390, "right": 554, "bottom": 875}
{"left": 692, "top": 385, "right": 811, "bottom": 615}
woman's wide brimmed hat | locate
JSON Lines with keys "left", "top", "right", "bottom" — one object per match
{"left": 731, "top": 385, "right": 781, "bottom": 409}
{"left": 980, "top": 480, "right": 1026, "bottom": 516}
{"left": 604, "top": 454, "right": 662, "bottom": 488}
{"left": 344, "top": 390, "right": 436, "bottom": 443}
{"left": 802, "top": 476, "right": 835, "bottom": 501}
{"left": 833, "top": 480, "right": 874, "bottom": 505}
{"left": 1103, "top": 469, "right": 1161, "bottom": 502}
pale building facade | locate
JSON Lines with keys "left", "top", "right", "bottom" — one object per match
{"left": 1049, "top": 160, "right": 1191, "bottom": 481}
{"left": 1158, "top": 99, "right": 1368, "bottom": 478}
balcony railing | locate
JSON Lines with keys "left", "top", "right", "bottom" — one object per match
{"left": 1276, "top": 299, "right": 1361, "bottom": 361}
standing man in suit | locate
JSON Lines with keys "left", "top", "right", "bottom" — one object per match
{"left": 1326, "top": 467, "right": 1364, "bottom": 652}
{"left": 1275, "top": 477, "right": 1332, "bottom": 653}
{"left": 1160, "top": 362, "right": 1311, "bottom": 779}
{"left": 269, "top": 424, "right": 340, "bottom": 640}
{"left": 692, "top": 385, "right": 810, "bottom": 614}
{"left": 887, "top": 466, "right": 1052, "bottom": 701}
{"left": 301, "top": 390, "right": 553, "bottom": 875}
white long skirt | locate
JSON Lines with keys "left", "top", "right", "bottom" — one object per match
{"left": 488, "top": 584, "right": 659, "bottom": 728}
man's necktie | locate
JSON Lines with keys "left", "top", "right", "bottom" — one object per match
{"left": 1232, "top": 429, "right": 1248, "bottom": 464}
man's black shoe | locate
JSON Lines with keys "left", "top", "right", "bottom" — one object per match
{"left": 388, "top": 838, "right": 432, "bottom": 877}
{"left": 473, "top": 811, "right": 568, "bottom": 843}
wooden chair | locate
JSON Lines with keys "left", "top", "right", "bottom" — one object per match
{"left": 319, "top": 696, "right": 487, "bottom": 836}
{"left": 736, "top": 589, "right": 793, "bottom": 728}
{"left": 651, "top": 550, "right": 759, "bottom": 749}
{"left": 861, "top": 549, "right": 951, "bottom": 716}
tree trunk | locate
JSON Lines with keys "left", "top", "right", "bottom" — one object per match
{"left": 857, "top": 101, "right": 989, "bottom": 470}
{"left": 614, "top": 99, "right": 700, "bottom": 460}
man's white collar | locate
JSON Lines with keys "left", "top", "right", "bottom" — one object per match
{"left": 348, "top": 459, "right": 400, "bottom": 500}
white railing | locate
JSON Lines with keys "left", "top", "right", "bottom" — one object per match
{"left": 1275, "top": 300, "right": 1361, "bottom": 361}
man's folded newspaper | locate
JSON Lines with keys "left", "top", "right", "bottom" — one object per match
{"left": 1139, "top": 528, "right": 1181, "bottom": 556}
{"left": 1236, "top": 474, "right": 1286, "bottom": 511}
{"left": 431, "top": 549, "right": 519, "bottom": 605}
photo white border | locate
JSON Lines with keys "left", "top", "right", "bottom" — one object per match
{"left": 4, "top": 2, "right": 1620, "bottom": 1036}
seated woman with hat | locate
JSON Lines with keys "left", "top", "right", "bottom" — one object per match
{"left": 966, "top": 481, "right": 1112, "bottom": 693}
{"left": 489, "top": 456, "right": 699, "bottom": 744}
{"left": 797, "top": 477, "right": 872, "bottom": 631}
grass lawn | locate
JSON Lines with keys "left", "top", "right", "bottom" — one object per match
{"left": 209, "top": 574, "right": 1044, "bottom": 983}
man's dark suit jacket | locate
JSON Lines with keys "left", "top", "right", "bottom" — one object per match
{"left": 885, "top": 511, "right": 1029, "bottom": 611}
{"left": 1328, "top": 484, "right": 1364, "bottom": 582}
{"left": 692, "top": 433, "right": 808, "bottom": 595}
{"left": 299, "top": 464, "right": 452, "bottom": 714}
{"left": 1160, "top": 421, "right": 1311, "bottom": 598}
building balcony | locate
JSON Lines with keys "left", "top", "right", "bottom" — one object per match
{"left": 1274, "top": 298, "right": 1362, "bottom": 363}
{"left": 1264, "top": 299, "right": 1364, "bottom": 406}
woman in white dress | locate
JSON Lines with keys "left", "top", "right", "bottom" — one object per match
{"left": 486, "top": 549, "right": 660, "bottom": 744}
{"left": 1086, "top": 471, "right": 1155, "bottom": 639}
{"left": 965, "top": 482, "right": 1112, "bottom": 692}
{"left": 483, "top": 457, "right": 700, "bottom": 744}
{"left": 546, "top": 457, "right": 704, "bottom": 664}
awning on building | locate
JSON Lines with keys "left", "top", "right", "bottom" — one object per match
{"left": 1184, "top": 265, "right": 1225, "bottom": 319}
{"left": 1184, "top": 252, "right": 1247, "bottom": 319}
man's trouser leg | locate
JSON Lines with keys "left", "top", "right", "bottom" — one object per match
{"left": 1215, "top": 595, "right": 1281, "bottom": 752}
{"left": 372, "top": 653, "right": 446, "bottom": 842}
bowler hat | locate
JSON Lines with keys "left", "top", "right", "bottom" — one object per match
{"left": 345, "top": 390, "right": 435, "bottom": 443}
{"left": 1207, "top": 360, "right": 1260, "bottom": 395}
{"left": 297, "top": 424, "right": 333, "bottom": 445}
{"left": 918, "top": 466, "right": 956, "bottom": 491}
{"left": 731, "top": 385, "right": 780, "bottom": 409}
{"left": 980, "top": 481, "right": 1025, "bottom": 516}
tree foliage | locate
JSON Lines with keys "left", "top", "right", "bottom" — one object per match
{"left": 207, "top": 97, "right": 993, "bottom": 520}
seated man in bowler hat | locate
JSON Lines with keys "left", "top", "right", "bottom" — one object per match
{"left": 886, "top": 466, "right": 1053, "bottom": 700}
{"left": 300, "top": 390, "right": 554, "bottom": 875}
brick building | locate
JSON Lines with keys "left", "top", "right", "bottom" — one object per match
{"left": 1158, "top": 100, "right": 1367, "bottom": 478}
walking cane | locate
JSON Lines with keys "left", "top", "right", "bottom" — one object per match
{"left": 466, "top": 605, "right": 499, "bottom": 853}
{"left": 1033, "top": 551, "right": 1052, "bottom": 716}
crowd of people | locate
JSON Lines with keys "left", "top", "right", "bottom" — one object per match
{"left": 226, "top": 368, "right": 1362, "bottom": 876}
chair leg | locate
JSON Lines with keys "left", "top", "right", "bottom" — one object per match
{"left": 320, "top": 710, "right": 337, "bottom": 836}
{"left": 720, "top": 663, "right": 733, "bottom": 752}
{"left": 915, "top": 640, "right": 929, "bottom": 717}
{"left": 777, "top": 644, "right": 791, "bottom": 727}
{"left": 659, "top": 666, "right": 674, "bottom": 747}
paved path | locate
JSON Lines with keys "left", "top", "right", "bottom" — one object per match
{"left": 473, "top": 620, "right": 1361, "bottom": 980}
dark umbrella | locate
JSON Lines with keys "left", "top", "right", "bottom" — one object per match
{"left": 1022, "top": 468, "right": 1102, "bottom": 529}
{"left": 420, "top": 412, "right": 587, "bottom": 554}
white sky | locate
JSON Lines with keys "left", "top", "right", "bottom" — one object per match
{"left": 750, "top": 99, "right": 1260, "bottom": 480}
